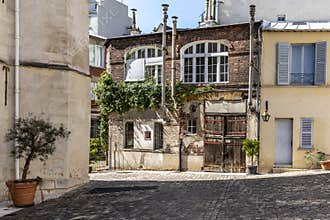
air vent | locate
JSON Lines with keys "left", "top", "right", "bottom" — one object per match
{"left": 277, "top": 15, "right": 286, "bottom": 22}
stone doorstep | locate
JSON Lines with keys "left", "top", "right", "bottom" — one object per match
{"left": 0, "top": 202, "right": 21, "bottom": 218}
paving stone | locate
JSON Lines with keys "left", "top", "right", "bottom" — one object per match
{"left": 1, "top": 171, "right": 330, "bottom": 219}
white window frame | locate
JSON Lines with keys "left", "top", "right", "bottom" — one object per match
{"left": 180, "top": 41, "right": 229, "bottom": 84}
{"left": 90, "top": 81, "right": 98, "bottom": 100}
{"left": 89, "top": 44, "right": 104, "bottom": 68}
{"left": 125, "top": 46, "right": 163, "bottom": 82}
{"left": 187, "top": 119, "right": 197, "bottom": 135}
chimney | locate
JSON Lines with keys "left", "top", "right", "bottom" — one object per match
{"left": 200, "top": 0, "right": 217, "bottom": 27}
{"left": 205, "top": 0, "right": 209, "bottom": 21}
{"left": 216, "top": 1, "right": 224, "bottom": 24}
{"left": 130, "top": 8, "right": 141, "bottom": 35}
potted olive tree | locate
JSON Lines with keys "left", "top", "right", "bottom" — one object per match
{"left": 5, "top": 117, "right": 70, "bottom": 207}
{"left": 242, "top": 139, "right": 260, "bottom": 175}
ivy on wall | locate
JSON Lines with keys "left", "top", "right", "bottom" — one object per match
{"left": 93, "top": 72, "right": 214, "bottom": 150}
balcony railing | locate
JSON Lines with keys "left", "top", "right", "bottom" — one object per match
{"left": 290, "top": 73, "right": 314, "bottom": 85}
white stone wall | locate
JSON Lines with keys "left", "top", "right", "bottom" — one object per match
{"left": 220, "top": 0, "right": 330, "bottom": 24}
{"left": 0, "top": 0, "right": 90, "bottom": 202}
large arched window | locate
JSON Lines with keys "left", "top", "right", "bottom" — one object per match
{"left": 125, "top": 46, "right": 163, "bottom": 83}
{"left": 180, "top": 41, "right": 229, "bottom": 83}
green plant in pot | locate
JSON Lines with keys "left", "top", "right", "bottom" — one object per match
{"left": 5, "top": 117, "right": 70, "bottom": 207}
{"left": 242, "top": 139, "right": 260, "bottom": 175}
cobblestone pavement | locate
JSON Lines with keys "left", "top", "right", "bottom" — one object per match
{"left": 2, "top": 170, "right": 330, "bottom": 220}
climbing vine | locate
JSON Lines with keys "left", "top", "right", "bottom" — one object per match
{"left": 93, "top": 72, "right": 214, "bottom": 151}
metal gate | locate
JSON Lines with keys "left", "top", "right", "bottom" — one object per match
{"left": 204, "top": 114, "right": 246, "bottom": 173}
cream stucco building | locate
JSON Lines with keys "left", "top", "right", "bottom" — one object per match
{"left": 0, "top": 0, "right": 90, "bottom": 201}
{"left": 259, "top": 22, "right": 330, "bottom": 173}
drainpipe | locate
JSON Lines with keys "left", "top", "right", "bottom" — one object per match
{"left": 171, "top": 16, "right": 178, "bottom": 105}
{"left": 161, "top": 4, "right": 169, "bottom": 108}
{"left": 256, "top": 23, "right": 263, "bottom": 140}
{"left": 14, "top": 0, "right": 20, "bottom": 180}
{"left": 248, "top": 5, "right": 256, "bottom": 108}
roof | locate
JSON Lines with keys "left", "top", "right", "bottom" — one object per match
{"left": 105, "top": 21, "right": 262, "bottom": 47}
{"left": 263, "top": 21, "right": 330, "bottom": 32}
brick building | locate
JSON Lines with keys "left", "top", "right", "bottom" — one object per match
{"left": 105, "top": 20, "right": 260, "bottom": 172}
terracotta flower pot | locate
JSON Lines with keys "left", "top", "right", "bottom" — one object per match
{"left": 6, "top": 180, "right": 38, "bottom": 207}
{"left": 320, "top": 160, "right": 330, "bottom": 171}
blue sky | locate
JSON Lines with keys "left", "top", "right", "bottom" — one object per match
{"left": 122, "top": 0, "right": 205, "bottom": 33}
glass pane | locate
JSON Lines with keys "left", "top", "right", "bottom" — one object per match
{"left": 208, "top": 43, "right": 218, "bottom": 53}
{"left": 184, "top": 46, "right": 193, "bottom": 54}
{"left": 158, "top": 49, "right": 162, "bottom": 57}
{"left": 138, "top": 49, "right": 145, "bottom": 58}
{"left": 157, "top": 65, "right": 162, "bottom": 84}
{"left": 291, "top": 45, "right": 302, "bottom": 73}
{"left": 148, "top": 48, "right": 156, "bottom": 58}
{"left": 208, "top": 57, "right": 217, "bottom": 83}
{"left": 196, "top": 43, "right": 205, "bottom": 54}
{"left": 196, "top": 57, "right": 205, "bottom": 83}
{"left": 220, "top": 44, "right": 228, "bottom": 52}
{"left": 304, "top": 45, "right": 315, "bottom": 74}
{"left": 184, "top": 58, "right": 193, "bottom": 82}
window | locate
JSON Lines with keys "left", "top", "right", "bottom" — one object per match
{"left": 144, "top": 131, "right": 151, "bottom": 140}
{"left": 300, "top": 118, "right": 313, "bottom": 149}
{"left": 187, "top": 119, "right": 197, "bottom": 134}
{"left": 125, "top": 47, "right": 163, "bottom": 82}
{"left": 125, "top": 122, "right": 134, "bottom": 149}
{"left": 89, "top": 44, "right": 104, "bottom": 67}
{"left": 90, "top": 82, "right": 97, "bottom": 100}
{"left": 277, "top": 42, "right": 327, "bottom": 85}
{"left": 146, "top": 65, "right": 162, "bottom": 84}
{"left": 90, "top": 118, "right": 100, "bottom": 138}
{"left": 181, "top": 41, "right": 229, "bottom": 83}
{"left": 154, "top": 123, "right": 163, "bottom": 150}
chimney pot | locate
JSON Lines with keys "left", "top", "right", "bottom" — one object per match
{"left": 249, "top": 5, "right": 256, "bottom": 19}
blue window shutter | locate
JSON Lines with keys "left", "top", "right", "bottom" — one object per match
{"left": 300, "top": 118, "right": 313, "bottom": 149}
{"left": 315, "top": 41, "right": 327, "bottom": 85}
{"left": 277, "top": 43, "right": 290, "bottom": 85}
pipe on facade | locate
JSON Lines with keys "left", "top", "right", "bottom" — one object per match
{"left": 161, "top": 4, "right": 169, "bottom": 108}
{"left": 248, "top": 5, "right": 256, "bottom": 108}
{"left": 14, "top": 0, "right": 20, "bottom": 180}
{"left": 171, "top": 16, "right": 178, "bottom": 105}
{"left": 256, "top": 23, "right": 263, "bottom": 140}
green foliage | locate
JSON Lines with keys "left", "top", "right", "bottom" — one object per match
{"left": 242, "top": 139, "right": 260, "bottom": 165}
{"left": 94, "top": 73, "right": 162, "bottom": 115}
{"left": 89, "top": 138, "right": 104, "bottom": 162}
{"left": 93, "top": 72, "right": 215, "bottom": 157}
{"left": 5, "top": 116, "right": 70, "bottom": 180}
{"left": 305, "top": 149, "right": 326, "bottom": 169}
{"left": 175, "top": 82, "right": 214, "bottom": 106}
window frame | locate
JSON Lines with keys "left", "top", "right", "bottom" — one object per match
{"left": 289, "top": 44, "right": 315, "bottom": 85}
{"left": 125, "top": 46, "right": 163, "bottom": 82}
{"left": 187, "top": 118, "right": 198, "bottom": 135}
{"left": 180, "top": 41, "right": 229, "bottom": 84}
{"left": 89, "top": 44, "right": 104, "bottom": 68}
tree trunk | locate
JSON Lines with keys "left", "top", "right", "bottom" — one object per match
{"left": 22, "top": 156, "right": 32, "bottom": 181}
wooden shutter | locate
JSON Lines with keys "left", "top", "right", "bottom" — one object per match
{"left": 300, "top": 118, "right": 313, "bottom": 149}
{"left": 277, "top": 43, "right": 290, "bottom": 85}
{"left": 315, "top": 41, "right": 327, "bottom": 85}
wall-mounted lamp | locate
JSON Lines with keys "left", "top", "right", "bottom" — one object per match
{"left": 261, "top": 100, "right": 271, "bottom": 122}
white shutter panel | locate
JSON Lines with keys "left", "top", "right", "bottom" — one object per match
{"left": 300, "top": 118, "right": 313, "bottom": 149}
{"left": 125, "top": 59, "right": 146, "bottom": 82}
{"left": 277, "top": 43, "right": 290, "bottom": 85}
{"left": 315, "top": 41, "right": 327, "bottom": 85}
